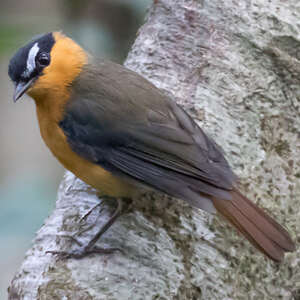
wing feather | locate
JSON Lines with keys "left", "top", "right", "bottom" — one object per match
{"left": 60, "top": 61, "right": 237, "bottom": 208}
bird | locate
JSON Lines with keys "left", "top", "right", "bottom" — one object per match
{"left": 8, "top": 31, "right": 295, "bottom": 262}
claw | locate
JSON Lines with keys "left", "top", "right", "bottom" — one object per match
{"left": 46, "top": 250, "right": 72, "bottom": 260}
{"left": 47, "top": 198, "right": 124, "bottom": 259}
{"left": 57, "top": 234, "right": 83, "bottom": 246}
{"left": 46, "top": 246, "right": 122, "bottom": 260}
{"left": 80, "top": 203, "right": 103, "bottom": 223}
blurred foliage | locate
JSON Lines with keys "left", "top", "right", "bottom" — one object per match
{"left": 0, "top": 1, "right": 151, "bottom": 299}
{"left": 0, "top": 176, "right": 54, "bottom": 238}
{"left": 60, "top": 0, "right": 150, "bottom": 61}
{"left": 0, "top": 25, "right": 32, "bottom": 56}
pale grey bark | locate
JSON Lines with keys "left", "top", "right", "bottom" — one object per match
{"left": 9, "top": 1, "right": 300, "bottom": 299}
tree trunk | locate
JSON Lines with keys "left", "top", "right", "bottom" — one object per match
{"left": 8, "top": 0, "right": 299, "bottom": 299}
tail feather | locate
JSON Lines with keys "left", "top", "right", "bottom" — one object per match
{"left": 212, "top": 190, "right": 295, "bottom": 262}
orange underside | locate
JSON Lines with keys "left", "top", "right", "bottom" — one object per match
{"left": 27, "top": 31, "right": 136, "bottom": 198}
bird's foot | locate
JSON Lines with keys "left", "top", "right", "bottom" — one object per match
{"left": 47, "top": 198, "right": 124, "bottom": 259}
{"left": 46, "top": 246, "right": 122, "bottom": 260}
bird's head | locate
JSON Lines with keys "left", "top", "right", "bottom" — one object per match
{"left": 8, "top": 32, "right": 87, "bottom": 102}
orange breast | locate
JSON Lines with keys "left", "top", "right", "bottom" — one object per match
{"left": 35, "top": 104, "right": 137, "bottom": 198}
{"left": 27, "top": 31, "right": 137, "bottom": 198}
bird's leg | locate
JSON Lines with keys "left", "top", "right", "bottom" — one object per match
{"left": 55, "top": 195, "right": 119, "bottom": 244}
{"left": 80, "top": 202, "right": 103, "bottom": 222}
{"left": 54, "top": 201, "right": 105, "bottom": 246}
{"left": 84, "top": 197, "right": 123, "bottom": 250}
{"left": 72, "top": 202, "right": 105, "bottom": 238}
{"left": 47, "top": 198, "right": 124, "bottom": 259}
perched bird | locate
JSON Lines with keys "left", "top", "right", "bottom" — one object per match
{"left": 8, "top": 32, "right": 295, "bottom": 262}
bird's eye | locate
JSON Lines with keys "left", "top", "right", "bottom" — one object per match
{"left": 36, "top": 52, "right": 50, "bottom": 67}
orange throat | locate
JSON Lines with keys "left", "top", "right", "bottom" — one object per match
{"left": 26, "top": 32, "right": 137, "bottom": 198}
{"left": 28, "top": 31, "right": 88, "bottom": 121}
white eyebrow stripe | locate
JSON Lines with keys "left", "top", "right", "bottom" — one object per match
{"left": 22, "top": 42, "right": 40, "bottom": 78}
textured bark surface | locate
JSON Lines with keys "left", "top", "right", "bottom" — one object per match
{"left": 9, "top": 1, "right": 300, "bottom": 299}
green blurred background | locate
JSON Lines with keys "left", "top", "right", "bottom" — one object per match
{"left": 0, "top": 1, "right": 150, "bottom": 298}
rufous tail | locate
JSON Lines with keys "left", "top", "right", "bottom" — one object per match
{"left": 212, "top": 189, "right": 295, "bottom": 262}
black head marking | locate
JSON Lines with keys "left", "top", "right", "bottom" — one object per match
{"left": 8, "top": 32, "right": 55, "bottom": 85}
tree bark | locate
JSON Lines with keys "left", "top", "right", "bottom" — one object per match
{"left": 9, "top": 0, "right": 299, "bottom": 299}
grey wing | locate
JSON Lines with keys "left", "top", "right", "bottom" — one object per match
{"left": 60, "top": 95, "right": 237, "bottom": 213}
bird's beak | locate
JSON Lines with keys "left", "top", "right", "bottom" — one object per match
{"left": 13, "top": 78, "right": 35, "bottom": 102}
